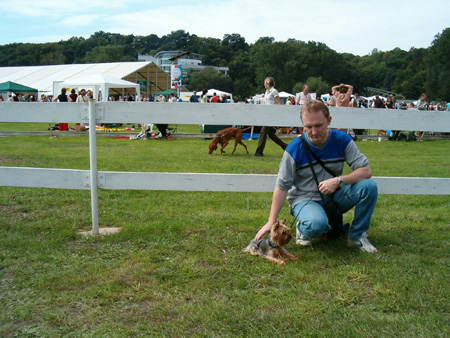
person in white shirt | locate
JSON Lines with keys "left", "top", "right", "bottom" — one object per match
{"left": 76, "top": 89, "right": 89, "bottom": 102}
{"left": 253, "top": 77, "right": 288, "bottom": 157}
{"left": 296, "top": 85, "right": 312, "bottom": 105}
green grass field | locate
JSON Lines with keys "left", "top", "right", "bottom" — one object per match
{"left": 1, "top": 126, "right": 449, "bottom": 337}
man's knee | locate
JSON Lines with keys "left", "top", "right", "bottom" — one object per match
{"left": 299, "top": 215, "right": 330, "bottom": 238}
{"left": 359, "top": 179, "right": 378, "bottom": 199}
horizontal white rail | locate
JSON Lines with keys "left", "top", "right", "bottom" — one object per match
{"left": 1, "top": 167, "right": 449, "bottom": 195}
{"left": 1, "top": 102, "right": 449, "bottom": 132}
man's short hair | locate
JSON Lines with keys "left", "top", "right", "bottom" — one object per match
{"left": 301, "top": 100, "right": 330, "bottom": 120}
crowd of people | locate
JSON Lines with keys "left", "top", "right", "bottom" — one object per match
{"left": 3, "top": 87, "right": 448, "bottom": 112}
{"left": 245, "top": 87, "right": 449, "bottom": 112}
{"left": 2, "top": 84, "right": 447, "bottom": 138}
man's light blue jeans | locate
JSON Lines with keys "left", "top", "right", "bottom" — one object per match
{"left": 291, "top": 179, "right": 378, "bottom": 240}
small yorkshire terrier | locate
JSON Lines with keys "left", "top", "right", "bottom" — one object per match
{"left": 244, "top": 219, "right": 298, "bottom": 266}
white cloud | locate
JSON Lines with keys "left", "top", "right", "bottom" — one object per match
{"left": 8, "top": 0, "right": 128, "bottom": 18}
{"left": 60, "top": 15, "right": 103, "bottom": 28}
{"left": 21, "top": 34, "right": 77, "bottom": 44}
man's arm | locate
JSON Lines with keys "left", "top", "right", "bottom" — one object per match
{"left": 318, "top": 166, "right": 372, "bottom": 195}
{"left": 254, "top": 186, "right": 287, "bottom": 240}
{"left": 332, "top": 85, "right": 340, "bottom": 91}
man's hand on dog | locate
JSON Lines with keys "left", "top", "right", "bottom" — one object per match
{"left": 255, "top": 222, "right": 276, "bottom": 241}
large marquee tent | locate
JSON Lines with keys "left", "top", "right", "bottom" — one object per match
{"left": 0, "top": 62, "right": 171, "bottom": 98}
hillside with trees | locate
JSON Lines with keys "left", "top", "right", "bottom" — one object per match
{"left": 0, "top": 28, "right": 448, "bottom": 101}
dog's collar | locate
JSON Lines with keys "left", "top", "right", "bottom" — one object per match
{"left": 268, "top": 239, "right": 279, "bottom": 249}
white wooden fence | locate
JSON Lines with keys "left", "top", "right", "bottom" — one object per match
{"left": 1, "top": 101, "right": 449, "bottom": 234}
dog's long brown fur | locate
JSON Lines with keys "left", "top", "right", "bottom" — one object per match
{"left": 208, "top": 126, "right": 252, "bottom": 155}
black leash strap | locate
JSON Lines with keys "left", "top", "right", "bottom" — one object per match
{"left": 301, "top": 135, "right": 325, "bottom": 204}
{"left": 300, "top": 135, "right": 340, "bottom": 203}
{"left": 291, "top": 135, "right": 339, "bottom": 229}
{"left": 299, "top": 135, "right": 348, "bottom": 238}
{"left": 300, "top": 135, "right": 337, "bottom": 178}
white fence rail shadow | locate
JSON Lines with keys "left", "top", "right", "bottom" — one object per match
{"left": 1, "top": 101, "right": 449, "bottom": 233}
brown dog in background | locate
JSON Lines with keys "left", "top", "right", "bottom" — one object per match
{"left": 277, "top": 127, "right": 295, "bottom": 134}
{"left": 208, "top": 126, "right": 252, "bottom": 155}
{"left": 73, "top": 123, "right": 86, "bottom": 132}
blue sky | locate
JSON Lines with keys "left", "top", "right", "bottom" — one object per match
{"left": 1, "top": 0, "right": 449, "bottom": 56}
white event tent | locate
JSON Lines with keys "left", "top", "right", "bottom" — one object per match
{"left": 179, "top": 88, "right": 233, "bottom": 102}
{"left": 278, "top": 91, "right": 294, "bottom": 98}
{"left": 206, "top": 89, "right": 233, "bottom": 101}
{"left": 54, "top": 74, "right": 141, "bottom": 101}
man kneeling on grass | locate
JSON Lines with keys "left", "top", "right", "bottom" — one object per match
{"left": 254, "top": 100, "right": 378, "bottom": 253}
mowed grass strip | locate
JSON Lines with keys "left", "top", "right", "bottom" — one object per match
{"left": 0, "top": 132, "right": 449, "bottom": 337}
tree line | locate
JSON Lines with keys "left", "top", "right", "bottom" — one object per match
{"left": 0, "top": 29, "right": 448, "bottom": 101}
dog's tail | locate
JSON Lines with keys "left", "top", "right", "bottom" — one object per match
{"left": 240, "top": 126, "right": 253, "bottom": 133}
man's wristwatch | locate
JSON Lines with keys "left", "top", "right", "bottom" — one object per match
{"left": 337, "top": 176, "right": 344, "bottom": 188}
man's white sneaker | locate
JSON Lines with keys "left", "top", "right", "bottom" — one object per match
{"left": 295, "top": 222, "right": 312, "bottom": 246}
{"left": 347, "top": 232, "right": 378, "bottom": 253}
{"left": 296, "top": 225, "right": 312, "bottom": 246}
{"left": 297, "top": 234, "right": 312, "bottom": 246}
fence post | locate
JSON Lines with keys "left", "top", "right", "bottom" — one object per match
{"left": 88, "top": 98, "right": 99, "bottom": 235}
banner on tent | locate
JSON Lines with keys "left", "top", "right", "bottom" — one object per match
{"left": 137, "top": 80, "right": 147, "bottom": 91}
{"left": 171, "top": 65, "right": 182, "bottom": 89}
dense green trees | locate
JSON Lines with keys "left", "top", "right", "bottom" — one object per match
{"left": 427, "top": 28, "right": 450, "bottom": 101}
{"left": 293, "top": 77, "right": 331, "bottom": 98}
{"left": 189, "top": 67, "right": 233, "bottom": 93}
{"left": 0, "top": 28, "right": 448, "bottom": 101}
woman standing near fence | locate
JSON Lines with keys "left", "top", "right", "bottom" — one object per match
{"left": 253, "top": 77, "right": 288, "bottom": 157}
{"left": 200, "top": 89, "right": 208, "bottom": 103}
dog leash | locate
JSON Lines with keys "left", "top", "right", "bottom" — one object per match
{"left": 289, "top": 195, "right": 314, "bottom": 229}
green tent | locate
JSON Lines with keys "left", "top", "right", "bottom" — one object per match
{"left": 0, "top": 81, "right": 38, "bottom": 93}
{"left": 154, "top": 89, "right": 177, "bottom": 96}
